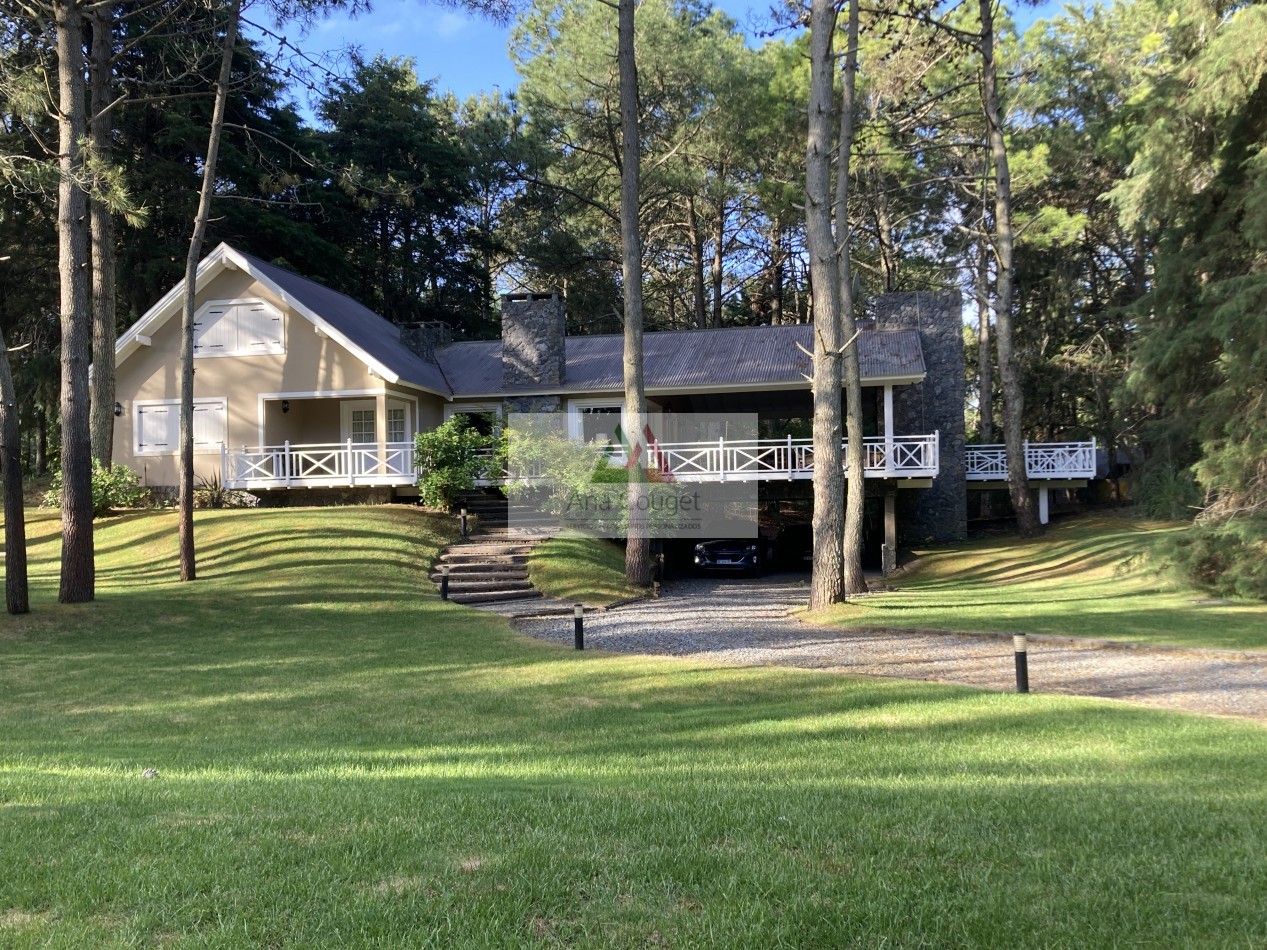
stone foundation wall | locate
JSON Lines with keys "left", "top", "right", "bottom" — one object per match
{"left": 875, "top": 291, "right": 967, "bottom": 544}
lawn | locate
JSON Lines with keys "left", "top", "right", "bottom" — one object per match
{"left": 1, "top": 506, "right": 1265, "bottom": 946}
{"left": 820, "top": 512, "right": 1267, "bottom": 651}
{"left": 529, "top": 534, "right": 646, "bottom": 606}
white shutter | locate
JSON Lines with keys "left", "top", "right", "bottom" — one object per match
{"left": 137, "top": 405, "right": 175, "bottom": 452}
{"left": 194, "top": 300, "right": 283, "bottom": 356}
{"left": 194, "top": 305, "right": 233, "bottom": 354}
{"left": 192, "top": 402, "right": 227, "bottom": 449}
{"left": 237, "top": 303, "right": 282, "bottom": 352}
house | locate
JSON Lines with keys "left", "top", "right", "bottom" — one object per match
{"left": 113, "top": 243, "right": 1094, "bottom": 567}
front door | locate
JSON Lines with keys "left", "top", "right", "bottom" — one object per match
{"left": 341, "top": 400, "right": 377, "bottom": 475}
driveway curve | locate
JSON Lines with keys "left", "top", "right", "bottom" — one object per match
{"left": 514, "top": 575, "right": 1267, "bottom": 723}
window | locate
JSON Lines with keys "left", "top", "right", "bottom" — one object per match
{"left": 135, "top": 399, "right": 227, "bottom": 456}
{"left": 350, "top": 408, "right": 376, "bottom": 444}
{"left": 193, "top": 300, "right": 283, "bottom": 357}
{"left": 567, "top": 399, "right": 625, "bottom": 442}
{"left": 387, "top": 407, "right": 406, "bottom": 443}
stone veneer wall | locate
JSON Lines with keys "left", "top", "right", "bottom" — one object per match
{"left": 502, "top": 293, "right": 565, "bottom": 389}
{"left": 875, "top": 291, "right": 967, "bottom": 544}
{"left": 400, "top": 322, "right": 452, "bottom": 363}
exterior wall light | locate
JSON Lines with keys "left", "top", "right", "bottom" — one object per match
{"left": 113, "top": 402, "right": 123, "bottom": 417}
{"left": 281, "top": 400, "right": 290, "bottom": 413}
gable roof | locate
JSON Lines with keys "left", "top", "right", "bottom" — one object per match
{"left": 436, "top": 323, "right": 926, "bottom": 398}
{"left": 114, "top": 243, "right": 451, "bottom": 396}
{"left": 116, "top": 243, "right": 926, "bottom": 401}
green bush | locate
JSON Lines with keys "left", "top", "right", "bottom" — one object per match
{"left": 414, "top": 416, "right": 496, "bottom": 510}
{"left": 194, "top": 473, "right": 259, "bottom": 509}
{"left": 1135, "top": 463, "right": 1202, "bottom": 520}
{"left": 42, "top": 460, "right": 146, "bottom": 517}
{"left": 1157, "top": 516, "right": 1267, "bottom": 601}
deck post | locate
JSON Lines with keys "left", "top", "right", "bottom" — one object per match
{"left": 882, "top": 491, "right": 897, "bottom": 576}
{"left": 883, "top": 385, "right": 895, "bottom": 475}
{"left": 284, "top": 441, "right": 291, "bottom": 488}
{"left": 1038, "top": 486, "right": 1049, "bottom": 525}
{"left": 787, "top": 434, "right": 793, "bottom": 480}
{"left": 375, "top": 392, "right": 389, "bottom": 480}
{"left": 718, "top": 436, "right": 726, "bottom": 483}
{"left": 347, "top": 438, "right": 355, "bottom": 486}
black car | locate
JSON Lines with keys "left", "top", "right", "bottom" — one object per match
{"left": 693, "top": 539, "right": 770, "bottom": 577}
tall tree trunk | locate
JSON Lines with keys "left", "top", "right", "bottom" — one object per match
{"left": 806, "top": 0, "right": 843, "bottom": 610}
{"left": 872, "top": 169, "right": 898, "bottom": 291}
{"left": 976, "top": 233, "right": 995, "bottom": 519}
{"left": 687, "top": 196, "right": 706, "bottom": 328}
{"left": 976, "top": 234, "right": 993, "bottom": 443}
{"left": 769, "top": 221, "right": 784, "bottom": 324}
{"left": 179, "top": 0, "right": 241, "bottom": 582}
{"left": 835, "top": 0, "right": 866, "bottom": 596}
{"left": 979, "top": 0, "right": 1039, "bottom": 537}
{"left": 0, "top": 331, "right": 29, "bottom": 614}
{"left": 618, "top": 0, "right": 651, "bottom": 586}
{"left": 89, "top": 7, "right": 118, "bottom": 466}
{"left": 55, "top": 0, "right": 95, "bottom": 604}
{"left": 711, "top": 199, "right": 724, "bottom": 327}
{"left": 35, "top": 404, "right": 47, "bottom": 476}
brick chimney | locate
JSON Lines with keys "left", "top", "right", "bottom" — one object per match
{"left": 501, "top": 292, "right": 565, "bottom": 388}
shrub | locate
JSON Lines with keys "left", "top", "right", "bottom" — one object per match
{"left": 414, "top": 416, "right": 496, "bottom": 510}
{"left": 1135, "top": 463, "right": 1201, "bottom": 520}
{"left": 193, "top": 473, "right": 259, "bottom": 509}
{"left": 42, "top": 460, "right": 146, "bottom": 517}
{"left": 1157, "top": 516, "right": 1267, "bottom": 601}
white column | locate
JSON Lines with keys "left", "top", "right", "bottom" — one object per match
{"left": 375, "top": 391, "right": 389, "bottom": 479}
{"left": 1038, "top": 486, "right": 1049, "bottom": 525}
{"left": 883, "top": 385, "right": 895, "bottom": 474}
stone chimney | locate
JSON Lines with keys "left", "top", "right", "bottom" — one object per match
{"left": 400, "top": 322, "right": 452, "bottom": 363}
{"left": 875, "top": 291, "right": 967, "bottom": 544}
{"left": 501, "top": 292, "right": 565, "bottom": 388}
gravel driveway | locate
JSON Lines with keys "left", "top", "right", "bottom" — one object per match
{"left": 514, "top": 575, "right": 1267, "bottom": 723}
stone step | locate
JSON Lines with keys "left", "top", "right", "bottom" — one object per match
{"left": 432, "top": 563, "right": 529, "bottom": 577}
{"left": 447, "top": 543, "right": 537, "bottom": 556}
{"left": 442, "top": 579, "right": 536, "bottom": 594}
{"left": 449, "top": 589, "right": 544, "bottom": 605}
{"left": 439, "top": 552, "right": 530, "bottom": 566}
{"left": 431, "top": 572, "right": 530, "bottom": 586}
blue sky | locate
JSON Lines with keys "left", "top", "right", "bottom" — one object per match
{"left": 272, "top": 0, "right": 1071, "bottom": 113}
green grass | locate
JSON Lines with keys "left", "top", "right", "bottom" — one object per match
{"left": 820, "top": 512, "right": 1267, "bottom": 651}
{"left": 529, "top": 533, "right": 646, "bottom": 606}
{"left": 1, "top": 507, "right": 1266, "bottom": 946}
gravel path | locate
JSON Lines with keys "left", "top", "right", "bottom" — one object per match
{"left": 514, "top": 575, "right": 1267, "bottom": 723}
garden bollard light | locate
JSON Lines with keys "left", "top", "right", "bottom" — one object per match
{"left": 1014, "top": 633, "right": 1029, "bottom": 693}
{"left": 459, "top": 507, "right": 469, "bottom": 540}
{"left": 440, "top": 564, "right": 450, "bottom": 600}
{"left": 574, "top": 604, "right": 584, "bottom": 650}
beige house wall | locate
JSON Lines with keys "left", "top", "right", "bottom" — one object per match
{"left": 114, "top": 267, "right": 445, "bottom": 487}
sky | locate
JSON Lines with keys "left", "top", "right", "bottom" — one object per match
{"left": 266, "top": 0, "right": 1071, "bottom": 116}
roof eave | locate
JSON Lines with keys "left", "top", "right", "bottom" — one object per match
{"left": 448, "top": 373, "right": 926, "bottom": 401}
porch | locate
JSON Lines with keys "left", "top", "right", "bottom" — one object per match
{"left": 223, "top": 441, "right": 416, "bottom": 490}
{"left": 965, "top": 440, "right": 1097, "bottom": 524}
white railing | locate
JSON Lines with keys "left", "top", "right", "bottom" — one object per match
{"left": 223, "top": 441, "right": 416, "bottom": 489}
{"left": 645, "top": 433, "right": 939, "bottom": 482}
{"left": 481, "top": 433, "right": 940, "bottom": 485}
{"left": 965, "top": 440, "right": 1096, "bottom": 481}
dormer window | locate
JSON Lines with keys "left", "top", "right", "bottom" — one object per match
{"left": 193, "top": 299, "right": 284, "bottom": 357}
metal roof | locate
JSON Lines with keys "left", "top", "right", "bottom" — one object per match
{"left": 241, "top": 253, "right": 452, "bottom": 395}
{"left": 437, "top": 324, "right": 925, "bottom": 397}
